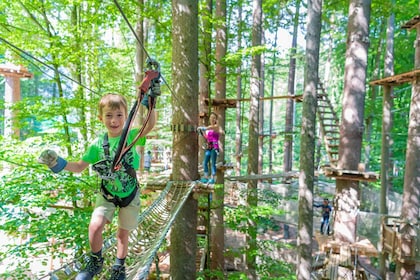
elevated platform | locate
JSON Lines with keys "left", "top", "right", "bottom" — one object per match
{"left": 204, "top": 94, "right": 303, "bottom": 108}
{"left": 0, "top": 63, "right": 33, "bottom": 78}
{"left": 226, "top": 171, "right": 299, "bottom": 182}
{"left": 370, "top": 69, "right": 420, "bottom": 86}
{"left": 321, "top": 166, "right": 379, "bottom": 182}
{"left": 381, "top": 216, "right": 420, "bottom": 264}
{"left": 401, "top": 15, "right": 420, "bottom": 30}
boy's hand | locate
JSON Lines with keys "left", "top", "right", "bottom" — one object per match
{"left": 38, "top": 150, "right": 67, "bottom": 173}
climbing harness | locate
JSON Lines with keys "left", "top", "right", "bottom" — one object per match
{"left": 92, "top": 133, "right": 138, "bottom": 208}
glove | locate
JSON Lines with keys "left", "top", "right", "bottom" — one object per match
{"left": 150, "top": 78, "right": 161, "bottom": 98}
{"left": 38, "top": 150, "right": 67, "bottom": 173}
{"left": 141, "top": 79, "right": 160, "bottom": 109}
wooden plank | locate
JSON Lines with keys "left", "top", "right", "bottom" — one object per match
{"left": 370, "top": 69, "right": 420, "bottom": 86}
{"left": 322, "top": 166, "right": 379, "bottom": 182}
{"left": 401, "top": 15, "right": 420, "bottom": 30}
{"left": 0, "top": 64, "right": 33, "bottom": 78}
{"left": 225, "top": 171, "right": 299, "bottom": 181}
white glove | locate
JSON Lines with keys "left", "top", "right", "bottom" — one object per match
{"left": 38, "top": 150, "right": 67, "bottom": 173}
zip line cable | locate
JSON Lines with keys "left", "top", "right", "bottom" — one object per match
{"left": 0, "top": 37, "right": 99, "bottom": 96}
{"left": 112, "top": 0, "right": 174, "bottom": 97}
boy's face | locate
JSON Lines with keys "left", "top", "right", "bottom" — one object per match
{"left": 99, "top": 105, "right": 127, "bottom": 137}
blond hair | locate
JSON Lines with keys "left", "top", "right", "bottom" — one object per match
{"left": 98, "top": 93, "right": 128, "bottom": 116}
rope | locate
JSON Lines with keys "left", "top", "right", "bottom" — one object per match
{"left": 41, "top": 181, "right": 196, "bottom": 280}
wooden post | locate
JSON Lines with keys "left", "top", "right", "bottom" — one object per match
{"left": 0, "top": 63, "right": 33, "bottom": 139}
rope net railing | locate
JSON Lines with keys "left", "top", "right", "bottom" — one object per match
{"left": 42, "top": 181, "right": 196, "bottom": 280}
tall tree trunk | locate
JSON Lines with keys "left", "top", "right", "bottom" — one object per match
{"left": 258, "top": 46, "right": 264, "bottom": 175}
{"left": 199, "top": 0, "right": 212, "bottom": 163}
{"left": 71, "top": 4, "right": 88, "bottom": 150}
{"left": 364, "top": 21, "right": 385, "bottom": 170}
{"left": 235, "top": 4, "right": 243, "bottom": 176}
{"left": 210, "top": 0, "right": 226, "bottom": 274}
{"left": 335, "top": 0, "right": 371, "bottom": 244}
{"left": 246, "top": 0, "right": 262, "bottom": 278}
{"left": 397, "top": 2, "right": 420, "bottom": 278}
{"left": 135, "top": 0, "right": 147, "bottom": 173}
{"left": 297, "top": 0, "right": 322, "bottom": 278}
{"left": 268, "top": 27, "right": 278, "bottom": 174}
{"left": 284, "top": 0, "right": 301, "bottom": 173}
{"left": 379, "top": 4, "right": 394, "bottom": 277}
{"left": 170, "top": 1, "right": 198, "bottom": 279}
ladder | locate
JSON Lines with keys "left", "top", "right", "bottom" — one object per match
{"left": 317, "top": 82, "right": 340, "bottom": 168}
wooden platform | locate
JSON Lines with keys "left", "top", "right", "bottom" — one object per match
{"left": 226, "top": 171, "right": 299, "bottom": 182}
{"left": 315, "top": 233, "right": 378, "bottom": 258}
{"left": 0, "top": 63, "right": 33, "bottom": 78}
{"left": 322, "top": 166, "right": 379, "bottom": 182}
{"left": 381, "top": 216, "right": 420, "bottom": 263}
{"left": 401, "top": 15, "right": 420, "bottom": 30}
{"left": 370, "top": 69, "right": 420, "bottom": 86}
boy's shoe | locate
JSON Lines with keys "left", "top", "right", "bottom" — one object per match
{"left": 200, "top": 178, "right": 208, "bottom": 183}
{"left": 208, "top": 178, "right": 215, "bottom": 184}
{"left": 76, "top": 254, "right": 104, "bottom": 280}
{"left": 109, "top": 264, "right": 126, "bottom": 280}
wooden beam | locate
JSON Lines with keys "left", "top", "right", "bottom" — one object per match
{"left": 226, "top": 171, "right": 299, "bottom": 182}
{"left": 204, "top": 94, "right": 303, "bottom": 108}
{"left": 401, "top": 15, "right": 420, "bottom": 30}
{"left": 370, "top": 69, "right": 420, "bottom": 86}
{"left": 322, "top": 166, "right": 379, "bottom": 182}
{"left": 0, "top": 64, "right": 33, "bottom": 78}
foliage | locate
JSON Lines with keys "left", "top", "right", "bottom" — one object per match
{"left": 224, "top": 187, "right": 295, "bottom": 278}
{"left": 0, "top": 0, "right": 418, "bottom": 277}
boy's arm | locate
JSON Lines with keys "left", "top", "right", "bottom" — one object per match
{"left": 64, "top": 160, "right": 89, "bottom": 173}
{"left": 138, "top": 109, "right": 157, "bottom": 137}
{"left": 38, "top": 150, "right": 89, "bottom": 173}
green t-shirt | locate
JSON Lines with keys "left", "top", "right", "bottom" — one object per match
{"left": 82, "top": 129, "right": 146, "bottom": 198}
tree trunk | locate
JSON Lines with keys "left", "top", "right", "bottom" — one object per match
{"left": 210, "top": 0, "right": 226, "bottom": 274}
{"left": 170, "top": 1, "right": 198, "bottom": 279}
{"left": 297, "top": 0, "right": 321, "bottom": 279}
{"left": 335, "top": 0, "right": 371, "bottom": 244}
{"left": 397, "top": 2, "right": 420, "bottom": 277}
{"left": 235, "top": 5, "right": 243, "bottom": 176}
{"left": 199, "top": 0, "right": 212, "bottom": 163}
{"left": 135, "top": 0, "right": 147, "bottom": 174}
{"left": 379, "top": 5, "right": 394, "bottom": 277}
{"left": 245, "top": 0, "right": 262, "bottom": 278}
{"left": 284, "top": 0, "right": 301, "bottom": 173}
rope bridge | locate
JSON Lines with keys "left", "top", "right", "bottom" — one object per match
{"left": 42, "top": 181, "right": 196, "bottom": 280}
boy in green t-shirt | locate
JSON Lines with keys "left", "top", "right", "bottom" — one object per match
{"left": 38, "top": 89, "right": 159, "bottom": 280}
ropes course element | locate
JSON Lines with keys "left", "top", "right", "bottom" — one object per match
{"left": 0, "top": 37, "right": 99, "bottom": 95}
{"left": 40, "top": 181, "right": 196, "bottom": 280}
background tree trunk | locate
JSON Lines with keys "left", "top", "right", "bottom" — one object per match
{"left": 210, "top": 0, "right": 226, "bottom": 274}
{"left": 135, "top": 0, "right": 146, "bottom": 174}
{"left": 297, "top": 0, "right": 321, "bottom": 278}
{"left": 379, "top": 4, "right": 394, "bottom": 277}
{"left": 397, "top": 2, "right": 420, "bottom": 278}
{"left": 170, "top": 0, "right": 198, "bottom": 279}
{"left": 199, "top": 0, "right": 212, "bottom": 163}
{"left": 235, "top": 4, "right": 243, "bottom": 176}
{"left": 284, "top": 0, "right": 301, "bottom": 174}
{"left": 335, "top": 0, "right": 371, "bottom": 244}
{"left": 245, "top": 0, "right": 262, "bottom": 278}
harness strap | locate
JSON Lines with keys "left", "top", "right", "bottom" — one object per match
{"left": 101, "top": 133, "right": 138, "bottom": 207}
{"left": 103, "top": 133, "right": 137, "bottom": 178}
